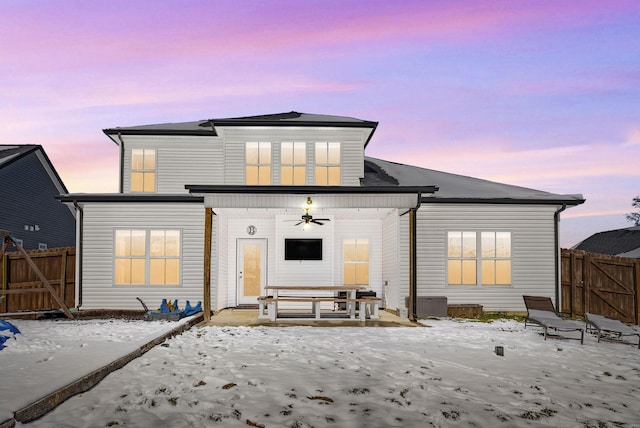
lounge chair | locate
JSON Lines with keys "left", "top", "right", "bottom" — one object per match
{"left": 585, "top": 313, "right": 640, "bottom": 349}
{"left": 523, "top": 295, "right": 584, "bottom": 344}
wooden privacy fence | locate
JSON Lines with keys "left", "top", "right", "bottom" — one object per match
{"left": 561, "top": 249, "right": 640, "bottom": 324}
{"left": 1, "top": 247, "right": 75, "bottom": 314}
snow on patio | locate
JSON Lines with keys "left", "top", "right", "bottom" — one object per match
{"left": 2, "top": 317, "right": 639, "bottom": 427}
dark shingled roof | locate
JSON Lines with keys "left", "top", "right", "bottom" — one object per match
{"left": 574, "top": 226, "right": 640, "bottom": 257}
{"left": 0, "top": 145, "right": 39, "bottom": 168}
{"left": 103, "top": 111, "right": 378, "bottom": 139}
{"left": 364, "top": 157, "right": 585, "bottom": 205}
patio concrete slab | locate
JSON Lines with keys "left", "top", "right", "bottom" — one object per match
{"left": 199, "top": 308, "right": 424, "bottom": 327}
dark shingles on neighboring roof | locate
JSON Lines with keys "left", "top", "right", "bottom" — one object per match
{"left": 0, "top": 145, "right": 39, "bottom": 168}
{"left": 574, "top": 226, "right": 640, "bottom": 257}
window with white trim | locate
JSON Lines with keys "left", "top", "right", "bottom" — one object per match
{"left": 246, "top": 142, "right": 271, "bottom": 185}
{"left": 114, "top": 229, "right": 181, "bottom": 286}
{"left": 447, "top": 231, "right": 512, "bottom": 286}
{"left": 280, "top": 142, "right": 306, "bottom": 185}
{"left": 130, "top": 149, "right": 156, "bottom": 192}
{"left": 315, "top": 142, "right": 340, "bottom": 185}
{"left": 343, "top": 239, "right": 369, "bottom": 285}
{"left": 481, "top": 232, "right": 512, "bottom": 285}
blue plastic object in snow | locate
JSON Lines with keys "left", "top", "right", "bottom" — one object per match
{"left": 183, "top": 300, "right": 202, "bottom": 316}
{"left": 0, "top": 319, "right": 20, "bottom": 335}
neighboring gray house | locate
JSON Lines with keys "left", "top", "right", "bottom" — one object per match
{"left": 0, "top": 145, "right": 76, "bottom": 251}
{"left": 59, "top": 112, "right": 584, "bottom": 315}
{"left": 574, "top": 226, "right": 640, "bottom": 259}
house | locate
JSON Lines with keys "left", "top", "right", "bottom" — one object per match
{"left": 0, "top": 145, "right": 76, "bottom": 251}
{"left": 573, "top": 226, "right": 640, "bottom": 258}
{"left": 58, "top": 112, "right": 584, "bottom": 317}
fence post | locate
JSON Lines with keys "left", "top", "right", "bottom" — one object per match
{"left": 569, "top": 250, "right": 577, "bottom": 318}
{"left": 1, "top": 253, "right": 6, "bottom": 312}
{"left": 60, "top": 249, "right": 68, "bottom": 305}
{"left": 635, "top": 259, "right": 640, "bottom": 325}
{"left": 583, "top": 252, "right": 590, "bottom": 315}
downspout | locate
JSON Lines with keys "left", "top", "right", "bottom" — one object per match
{"left": 554, "top": 204, "right": 567, "bottom": 311}
{"left": 117, "top": 133, "right": 125, "bottom": 194}
{"left": 73, "top": 201, "right": 84, "bottom": 308}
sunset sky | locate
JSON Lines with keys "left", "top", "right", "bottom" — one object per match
{"left": 2, "top": 0, "right": 638, "bottom": 247}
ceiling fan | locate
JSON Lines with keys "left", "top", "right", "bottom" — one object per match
{"left": 287, "top": 197, "right": 331, "bottom": 230}
{"left": 294, "top": 207, "right": 331, "bottom": 226}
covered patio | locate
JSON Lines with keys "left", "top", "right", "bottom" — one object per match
{"left": 187, "top": 185, "right": 438, "bottom": 322}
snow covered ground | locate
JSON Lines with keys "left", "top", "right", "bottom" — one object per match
{"left": 2, "top": 317, "right": 640, "bottom": 427}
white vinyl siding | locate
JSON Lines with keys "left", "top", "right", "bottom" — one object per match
{"left": 411, "top": 204, "right": 559, "bottom": 312}
{"left": 221, "top": 127, "right": 367, "bottom": 186}
{"left": 80, "top": 202, "right": 207, "bottom": 310}
{"left": 122, "top": 135, "right": 224, "bottom": 193}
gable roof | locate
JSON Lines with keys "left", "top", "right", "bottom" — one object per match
{"left": 103, "top": 111, "right": 378, "bottom": 144}
{"left": 0, "top": 145, "right": 38, "bottom": 167}
{"left": 0, "top": 145, "right": 69, "bottom": 194}
{"left": 573, "top": 226, "right": 640, "bottom": 257}
{"left": 364, "top": 157, "right": 585, "bottom": 205}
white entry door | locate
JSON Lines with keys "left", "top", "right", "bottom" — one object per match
{"left": 237, "top": 239, "right": 267, "bottom": 305}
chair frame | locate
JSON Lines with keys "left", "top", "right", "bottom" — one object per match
{"left": 523, "top": 295, "right": 584, "bottom": 345}
{"left": 585, "top": 313, "right": 640, "bottom": 349}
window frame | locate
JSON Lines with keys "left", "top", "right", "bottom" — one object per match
{"left": 280, "top": 141, "right": 306, "bottom": 185}
{"left": 446, "top": 231, "right": 512, "bottom": 287}
{"left": 315, "top": 142, "right": 341, "bottom": 185}
{"left": 245, "top": 142, "right": 272, "bottom": 185}
{"left": 113, "top": 228, "right": 182, "bottom": 286}
{"left": 130, "top": 149, "right": 156, "bottom": 193}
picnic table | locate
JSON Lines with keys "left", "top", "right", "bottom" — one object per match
{"left": 257, "top": 285, "right": 380, "bottom": 322}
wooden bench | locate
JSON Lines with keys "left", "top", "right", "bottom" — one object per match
{"left": 257, "top": 295, "right": 381, "bottom": 322}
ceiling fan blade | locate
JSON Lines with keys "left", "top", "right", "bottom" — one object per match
{"left": 312, "top": 220, "right": 324, "bottom": 225}
{"left": 314, "top": 218, "right": 331, "bottom": 222}
{"left": 294, "top": 221, "right": 304, "bottom": 226}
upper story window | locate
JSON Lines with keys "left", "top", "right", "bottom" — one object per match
{"left": 447, "top": 231, "right": 512, "bottom": 286}
{"left": 280, "top": 142, "right": 306, "bottom": 185}
{"left": 315, "top": 142, "right": 340, "bottom": 185}
{"left": 246, "top": 142, "right": 271, "bottom": 185}
{"left": 130, "top": 149, "right": 156, "bottom": 192}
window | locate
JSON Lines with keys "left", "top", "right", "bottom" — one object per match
{"left": 130, "top": 149, "right": 156, "bottom": 192}
{"left": 447, "top": 232, "right": 477, "bottom": 285}
{"left": 246, "top": 142, "right": 271, "bottom": 185}
{"left": 343, "top": 239, "right": 369, "bottom": 285}
{"left": 481, "top": 232, "right": 511, "bottom": 285}
{"left": 38, "top": 243, "right": 48, "bottom": 250}
{"left": 150, "top": 230, "right": 181, "bottom": 285}
{"left": 114, "top": 229, "right": 181, "bottom": 286}
{"left": 315, "top": 142, "right": 340, "bottom": 185}
{"left": 447, "top": 231, "right": 512, "bottom": 286}
{"left": 280, "top": 142, "right": 306, "bottom": 185}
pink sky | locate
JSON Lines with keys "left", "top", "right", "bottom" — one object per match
{"left": 1, "top": 0, "right": 639, "bottom": 247}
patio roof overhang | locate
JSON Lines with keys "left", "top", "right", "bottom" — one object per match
{"left": 186, "top": 185, "right": 438, "bottom": 210}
